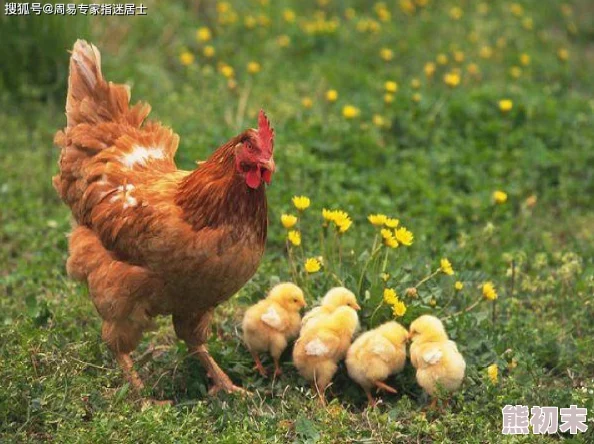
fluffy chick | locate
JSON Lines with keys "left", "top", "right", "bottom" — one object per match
{"left": 346, "top": 321, "right": 408, "bottom": 406}
{"left": 242, "top": 283, "right": 306, "bottom": 377}
{"left": 301, "top": 287, "right": 361, "bottom": 334}
{"left": 293, "top": 306, "right": 359, "bottom": 405}
{"left": 409, "top": 315, "right": 466, "bottom": 407}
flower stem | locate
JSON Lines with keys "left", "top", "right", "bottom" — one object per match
{"left": 414, "top": 268, "right": 441, "bottom": 290}
{"left": 442, "top": 296, "right": 483, "bottom": 321}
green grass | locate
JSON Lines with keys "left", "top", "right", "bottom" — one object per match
{"left": 2, "top": 0, "right": 594, "bottom": 441}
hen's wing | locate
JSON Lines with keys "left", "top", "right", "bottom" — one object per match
{"left": 53, "top": 40, "right": 180, "bottom": 227}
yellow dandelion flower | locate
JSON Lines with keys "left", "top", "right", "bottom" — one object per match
{"left": 467, "top": 63, "right": 480, "bottom": 76}
{"left": 305, "top": 257, "right": 322, "bottom": 273}
{"left": 287, "top": 230, "right": 301, "bottom": 246}
{"left": 247, "top": 61, "right": 261, "bottom": 74}
{"left": 399, "top": 0, "right": 415, "bottom": 15}
{"left": 449, "top": 6, "right": 463, "bottom": 20}
{"left": 203, "top": 45, "right": 215, "bottom": 58}
{"left": 179, "top": 51, "right": 194, "bottom": 66}
{"left": 392, "top": 299, "right": 407, "bottom": 317}
{"left": 322, "top": 208, "right": 335, "bottom": 222}
{"left": 429, "top": 298, "right": 437, "bottom": 307}
{"left": 385, "top": 81, "right": 398, "bottom": 93}
{"left": 522, "top": 17, "right": 533, "bottom": 30}
{"left": 381, "top": 228, "right": 399, "bottom": 248}
{"left": 520, "top": 53, "right": 531, "bottom": 66}
{"left": 510, "top": 3, "right": 523, "bottom": 17}
{"left": 368, "top": 214, "right": 387, "bottom": 226}
{"left": 482, "top": 281, "right": 498, "bottom": 300}
{"left": 277, "top": 35, "right": 291, "bottom": 47}
{"left": 372, "top": 114, "right": 386, "bottom": 127}
{"left": 244, "top": 15, "right": 257, "bottom": 29}
{"left": 411, "top": 78, "right": 421, "bottom": 89}
{"left": 380, "top": 272, "right": 390, "bottom": 282}
{"left": 440, "top": 258, "right": 455, "bottom": 275}
{"left": 216, "top": 2, "right": 230, "bottom": 13}
{"left": 479, "top": 46, "right": 493, "bottom": 59}
{"left": 342, "top": 105, "right": 360, "bottom": 119}
{"left": 424, "top": 62, "right": 436, "bottom": 77}
{"left": 487, "top": 363, "right": 499, "bottom": 384}
{"left": 412, "top": 93, "right": 422, "bottom": 103}
{"left": 220, "top": 64, "right": 235, "bottom": 78}
{"left": 455, "top": 281, "right": 464, "bottom": 291}
{"left": 380, "top": 48, "right": 393, "bottom": 61}
{"left": 345, "top": 8, "right": 356, "bottom": 20}
{"left": 395, "top": 227, "right": 414, "bottom": 246}
{"left": 292, "top": 196, "right": 311, "bottom": 211}
{"left": 301, "top": 97, "right": 313, "bottom": 109}
{"left": 336, "top": 215, "right": 353, "bottom": 233}
{"left": 196, "top": 27, "right": 212, "bottom": 42}
{"left": 557, "top": 48, "right": 569, "bottom": 62}
{"left": 453, "top": 51, "right": 465, "bottom": 63}
{"left": 493, "top": 190, "right": 508, "bottom": 204}
{"left": 510, "top": 66, "right": 522, "bottom": 79}
{"left": 326, "top": 89, "right": 338, "bottom": 102}
{"left": 283, "top": 8, "right": 296, "bottom": 23}
{"left": 281, "top": 214, "right": 297, "bottom": 229}
{"left": 384, "top": 93, "right": 394, "bottom": 104}
{"left": 443, "top": 72, "right": 461, "bottom": 88}
{"left": 436, "top": 53, "right": 449, "bottom": 65}
{"left": 385, "top": 217, "right": 399, "bottom": 228}
{"left": 499, "top": 99, "right": 513, "bottom": 113}
{"left": 383, "top": 288, "right": 398, "bottom": 305}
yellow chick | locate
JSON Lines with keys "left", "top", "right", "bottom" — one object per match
{"left": 242, "top": 283, "right": 306, "bottom": 377}
{"left": 346, "top": 321, "right": 409, "bottom": 406}
{"left": 409, "top": 315, "right": 466, "bottom": 407}
{"left": 301, "top": 287, "right": 361, "bottom": 334}
{"left": 293, "top": 306, "right": 359, "bottom": 405}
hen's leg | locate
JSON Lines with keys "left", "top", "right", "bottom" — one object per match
{"left": 102, "top": 321, "right": 145, "bottom": 392}
{"left": 115, "top": 353, "right": 145, "bottom": 391}
{"left": 173, "top": 310, "right": 246, "bottom": 395}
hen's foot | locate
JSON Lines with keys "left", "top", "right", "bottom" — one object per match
{"left": 193, "top": 345, "right": 249, "bottom": 396}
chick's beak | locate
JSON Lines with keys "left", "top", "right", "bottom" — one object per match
{"left": 353, "top": 303, "right": 361, "bottom": 311}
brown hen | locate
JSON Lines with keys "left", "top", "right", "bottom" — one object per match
{"left": 53, "top": 40, "right": 275, "bottom": 397}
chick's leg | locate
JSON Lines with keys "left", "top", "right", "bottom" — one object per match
{"left": 374, "top": 380, "right": 398, "bottom": 394}
{"left": 173, "top": 310, "right": 246, "bottom": 395}
{"left": 251, "top": 352, "right": 268, "bottom": 377}
{"left": 273, "top": 357, "right": 283, "bottom": 377}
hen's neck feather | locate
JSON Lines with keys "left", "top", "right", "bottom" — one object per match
{"left": 175, "top": 137, "right": 268, "bottom": 243}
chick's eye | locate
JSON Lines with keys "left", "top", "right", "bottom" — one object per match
{"left": 293, "top": 298, "right": 298, "bottom": 303}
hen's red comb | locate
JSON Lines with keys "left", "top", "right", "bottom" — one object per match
{"left": 258, "top": 109, "right": 274, "bottom": 157}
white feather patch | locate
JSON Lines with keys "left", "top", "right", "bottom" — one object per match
{"left": 304, "top": 338, "right": 329, "bottom": 356}
{"left": 422, "top": 348, "right": 443, "bottom": 365}
{"left": 261, "top": 307, "right": 282, "bottom": 329}
{"left": 122, "top": 146, "right": 165, "bottom": 168}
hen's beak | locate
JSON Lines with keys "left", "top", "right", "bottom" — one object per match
{"left": 261, "top": 158, "right": 275, "bottom": 173}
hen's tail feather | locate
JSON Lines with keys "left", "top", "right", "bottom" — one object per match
{"left": 53, "top": 40, "right": 176, "bottom": 223}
